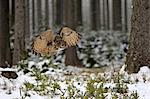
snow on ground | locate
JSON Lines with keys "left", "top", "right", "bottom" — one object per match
{"left": 0, "top": 59, "right": 150, "bottom": 99}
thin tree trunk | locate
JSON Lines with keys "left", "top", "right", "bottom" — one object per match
{"left": 52, "top": 0, "right": 62, "bottom": 26}
{"left": 45, "top": 0, "right": 49, "bottom": 28}
{"left": 74, "top": 0, "right": 82, "bottom": 27}
{"left": 37, "top": 0, "right": 42, "bottom": 31}
{"left": 112, "top": 0, "right": 121, "bottom": 30}
{"left": 62, "top": 0, "right": 75, "bottom": 27}
{"left": 121, "top": 0, "right": 128, "bottom": 32}
{"left": 126, "top": 0, "right": 150, "bottom": 73}
{"left": 104, "top": 0, "right": 109, "bottom": 30}
{"left": 62, "top": 0, "right": 83, "bottom": 67}
{"left": 90, "top": 0, "right": 100, "bottom": 30}
{"left": 32, "top": 0, "right": 35, "bottom": 34}
{"left": 13, "top": 0, "right": 26, "bottom": 65}
{"left": 25, "top": 0, "right": 30, "bottom": 49}
{"left": 10, "top": 0, "right": 15, "bottom": 29}
{"left": 124, "top": 0, "right": 128, "bottom": 32}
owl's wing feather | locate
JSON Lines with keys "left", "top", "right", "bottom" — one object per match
{"left": 32, "top": 29, "right": 56, "bottom": 55}
{"left": 40, "top": 29, "right": 55, "bottom": 41}
{"left": 60, "top": 27, "right": 81, "bottom": 46}
{"left": 32, "top": 37, "right": 47, "bottom": 54}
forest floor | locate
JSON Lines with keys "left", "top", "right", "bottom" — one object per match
{"left": 0, "top": 59, "right": 150, "bottom": 99}
{"left": 0, "top": 31, "right": 148, "bottom": 99}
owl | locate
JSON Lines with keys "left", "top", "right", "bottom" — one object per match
{"left": 32, "top": 27, "right": 81, "bottom": 56}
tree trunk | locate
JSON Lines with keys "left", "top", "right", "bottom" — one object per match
{"left": 121, "top": 0, "right": 128, "bottom": 32}
{"left": 13, "top": 0, "right": 26, "bottom": 65}
{"left": 45, "top": 0, "right": 49, "bottom": 28}
{"left": 25, "top": 0, "right": 30, "bottom": 49}
{"left": 0, "top": 0, "right": 12, "bottom": 67}
{"left": 126, "top": 0, "right": 150, "bottom": 73}
{"left": 62, "top": 0, "right": 75, "bottom": 27}
{"left": 112, "top": 0, "right": 121, "bottom": 30}
{"left": 52, "top": 0, "right": 62, "bottom": 26}
{"left": 0, "top": 0, "right": 18, "bottom": 79}
{"left": 65, "top": 46, "right": 83, "bottom": 67}
{"left": 74, "top": 0, "right": 82, "bottom": 27}
{"left": 90, "top": 0, "right": 100, "bottom": 30}
{"left": 37, "top": 0, "right": 42, "bottom": 31}
{"left": 103, "top": 0, "right": 109, "bottom": 30}
{"left": 32, "top": 0, "right": 35, "bottom": 34}
{"left": 62, "top": 0, "right": 83, "bottom": 67}
{"left": 10, "top": 0, "right": 15, "bottom": 28}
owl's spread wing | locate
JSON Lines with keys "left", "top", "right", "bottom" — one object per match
{"left": 32, "top": 27, "right": 80, "bottom": 55}
{"left": 32, "top": 29, "right": 56, "bottom": 55}
{"left": 40, "top": 29, "right": 55, "bottom": 41}
{"left": 60, "top": 27, "right": 81, "bottom": 46}
{"left": 32, "top": 36, "right": 47, "bottom": 54}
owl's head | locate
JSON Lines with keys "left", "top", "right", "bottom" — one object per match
{"left": 54, "top": 36, "right": 67, "bottom": 48}
{"left": 59, "top": 27, "right": 75, "bottom": 37}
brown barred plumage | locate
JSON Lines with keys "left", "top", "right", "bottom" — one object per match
{"left": 32, "top": 27, "right": 80, "bottom": 56}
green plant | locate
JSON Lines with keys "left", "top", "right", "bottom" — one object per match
{"left": 51, "top": 82, "right": 60, "bottom": 92}
{"left": 111, "top": 93, "right": 118, "bottom": 99}
{"left": 130, "top": 91, "right": 139, "bottom": 99}
{"left": 86, "top": 79, "right": 108, "bottom": 98}
{"left": 24, "top": 82, "right": 34, "bottom": 91}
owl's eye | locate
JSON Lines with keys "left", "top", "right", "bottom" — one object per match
{"left": 47, "top": 42, "right": 52, "bottom": 46}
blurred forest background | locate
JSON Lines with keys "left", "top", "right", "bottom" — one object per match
{"left": 0, "top": 0, "right": 132, "bottom": 69}
{"left": 1, "top": 0, "right": 150, "bottom": 98}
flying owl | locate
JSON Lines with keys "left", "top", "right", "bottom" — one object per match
{"left": 32, "top": 27, "right": 81, "bottom": 56}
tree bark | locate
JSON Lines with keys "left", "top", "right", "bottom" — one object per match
{"left": 32, "top": 0, "right": 35, "bottom": 34}
{"left": 37, "top": 0, "right": 42, "bottom": 31}
{"left": 0, "top": 0, "right": 18, "bottom": 79}
{"left": 62, "top": 0, "right": 75, "bottom": 27}
{"left": 25, "top": 0, "right": 30, "bottom": 49}
{"left": 62, "top": 0, "right": 83, "bottom": 67}
{"left": 74, "top": 0, "right": 82, "bottom": 26}
{"left": 45, "top": 0, "right": 49, "bottom": 28}
{"left": 112, "top": 0, "right": 121, "bottom": 30}
{"left": 13, "top": 0, "right": 26, "bottom": 65}
{"left": 10, "top": 0, "right": 15, "bottom": 28}
{"left": 52, "top": 0, "right": 62, "bottom": 26}
{"left": 0, "top": 0, "right": 12, "bottom": 67}
{"left": 126, "top": 0, "right": 150, "bottom": 73}
{"left": 65, "top": 46, "right": 83, "bottom": 67}
{"left": 90, "top": 0, "right": 100, "bottom": 30}
{"left": 103, "top": 0, "right": 109, "bottom": 30}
